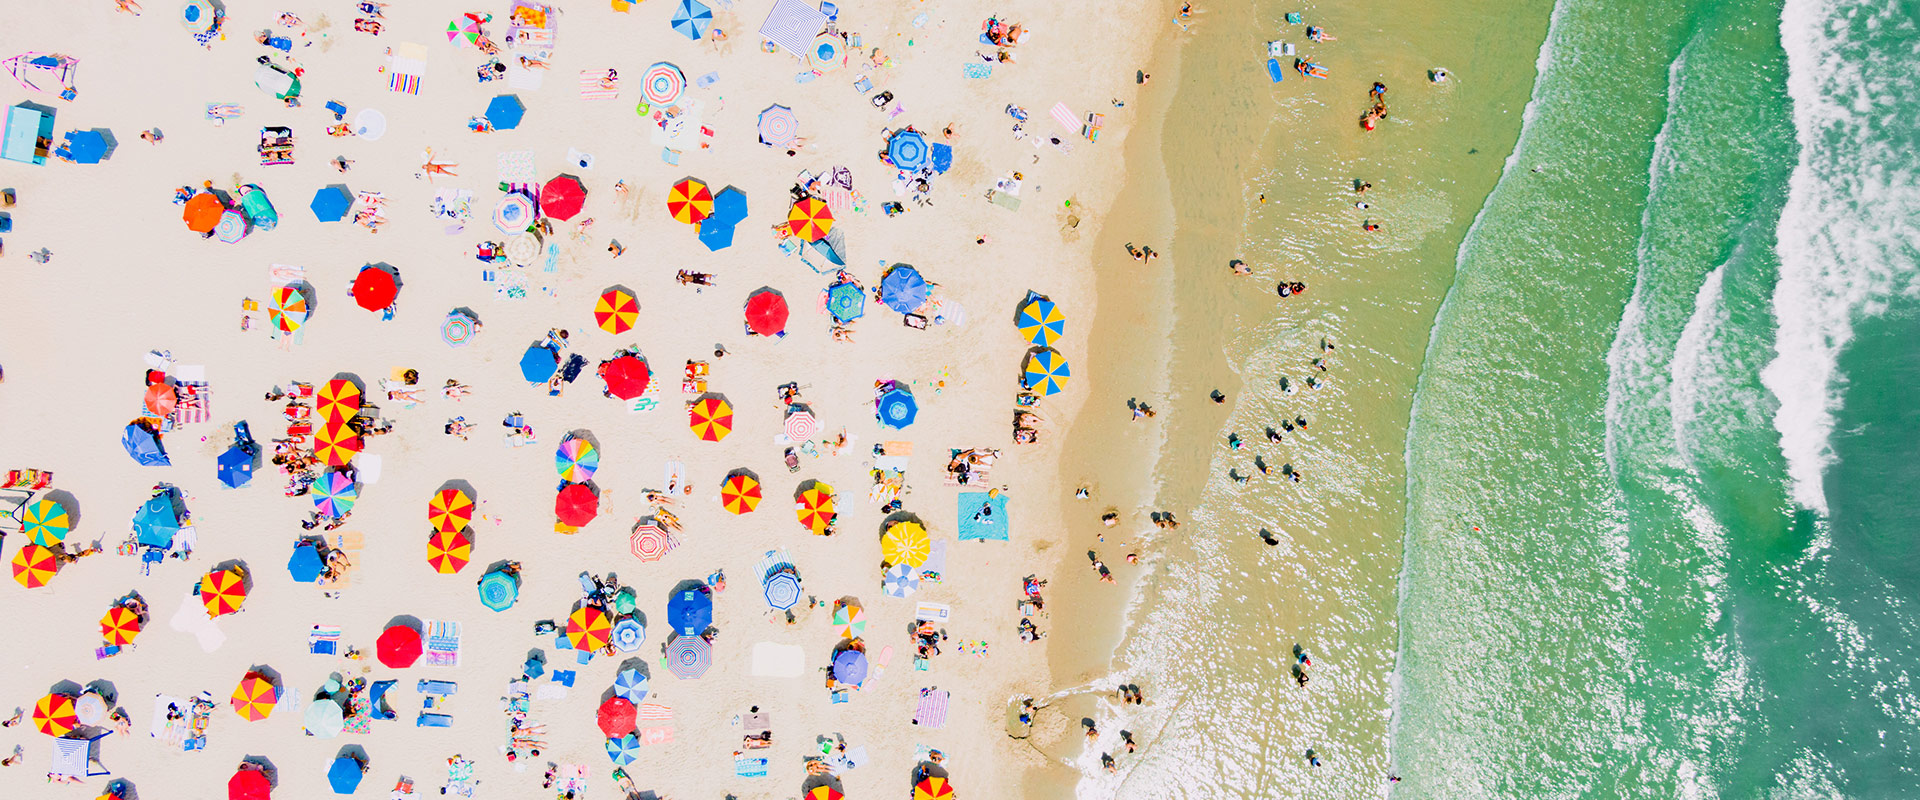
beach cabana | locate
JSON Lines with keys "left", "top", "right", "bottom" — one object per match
{"left": 1, "top": 104, "right": 51, "bottom": 165}
{"left": 757, "top": 0, "right": 828, "bottom": 57}
{"left": 4, "top": 52, "right": 78, "bottom": 99}
{"left": 254, "top": 63, "right": 300, "bottom": 100}
{"left": 49, "top": 733, "right": 109, "bottom": 779}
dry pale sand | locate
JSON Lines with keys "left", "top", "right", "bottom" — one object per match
{"left": 0, "top": 1, "right": 1165, "bottom": 798}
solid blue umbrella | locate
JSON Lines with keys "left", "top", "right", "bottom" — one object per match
{"left": 664, "top": 635, "right": 712, "bottom": 679}
{"left": 485, "top": 95, "right": 525, "bottom": 130}
{"left": 520, "top": 345, "right": 559, "bottom": 382}
{"left": 605, "top": 733, "right": 642, "bottom": 765}
{"left": 762, "top": 570, "right": 802, "bottom": 610}
{"left": 697, "top": 220, "right": 737, "bottom": 251}
{"left": 122, "top": 423, "right": 170, "bottom": 466}
{"left": 667, "top": 589, "right": 713, "bottom": 635}
{"left": 612, "top": 668, "right": 650, "bottom": 703}
{"left": 880, "top": 265, "right": 928, "bottom": 313}
{"left": 63, "top": 130, "right": 107, "bottom": 164}
{"left": 217, "top": 444, "right": 255, "bottom": 488}
{"left": 832, "top": 649, "right": 868, "bottom": 685}
{"left": 826, "top": 283, "right": 864, "bottom": 323}
{"left": 877, "top": 388, "right": 918, "bottom": 429}
{"left": 327, "top": 755, "right": 365, "bottom": 794}
{"left": 311, "top": 186, "right": 353, "bottom": 222}
{"left": 287, "top": 542, "right": 325, "bottom": 583}
{"left": 708, "top": 186, "right": 748, "bottom": 226}
{"left": 478, "top": 568, "right": 520, "bottom": 612}
{"left": 132, "top": 494, "right": 182, "bottom": 548}
{"left": 888, "top": 129, "right": 929, "bottom": 170}
{"left": 669, "top": 0, "right": 712, "bottom": 40}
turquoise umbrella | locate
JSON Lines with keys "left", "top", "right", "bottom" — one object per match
{"left": 478, "top": 568, "right": 520, "bottom": 612}
{"left": 605, "top": 733, "right": 641, "bottom": 765}
{"left": 826, "top": 282, "right": 864, "bottom": 323}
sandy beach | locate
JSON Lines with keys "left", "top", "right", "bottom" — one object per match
{"left": 0, "top": 1, "right": 1167, "bottom": 798}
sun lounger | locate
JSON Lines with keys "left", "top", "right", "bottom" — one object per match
{"left": 415, "top": 712, "right": 453, "bottom": 728}
{"left": 416, "top": 679, "right": 457, "bottom": 695}
{"left": 2, "top": 469, "right": 52, "bottom": 490}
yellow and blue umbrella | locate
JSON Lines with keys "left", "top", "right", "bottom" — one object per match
{"left": 20, "top": 499, "right": 70, "bottom": 547}
{"left": 313, "top": 470, "right": 358, "bottom": 517}
{"left": 556, "top": 436, "right": 599, "bottom": 482}
{"left": 1016, "top": 296, "right": 1065, "bottom": 347}
{"left": 1023, "top": 348, "right": 1071, "bottom": 396}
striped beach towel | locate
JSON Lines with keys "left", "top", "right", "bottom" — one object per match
{"left": 173, "top": 381, "right": 210, "bottom": 425}
{"left": 734, "top": 754, "right": 769, "bottom": 777}
{"left": 1050, "top": 102, "right": 1078, "bottom": 134}
{"left": 425, "top": 620, "right": 461, "bottom": 666}
{"left": 912, "top": 688, "right": 949, "bottom": 728}
{"left": 637, "top": 726, "right": 674, "bottom": 745}
{"left": 390, "top": 73, "right": 420, "bottom": 94}
{"left": 578, "top": 70, "right": 620, "bottom": 100}
{"left": 637, "top": 702, "right": 673, "bottom": 722}
{"left": 389, "top": 43, "right": 427, "bottom": 94}
{"left": 308, "top": 625, "right": 342, "bottom": 655}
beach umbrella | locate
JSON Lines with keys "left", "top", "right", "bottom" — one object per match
{"left": 311, "top": 423, "right": 362, "bottom": 468}
{"left": 376, "top": 623, "right": 423, "bottom": 668}
{"left": 504, "top": 232, "right": 540, "bottom": 266}
{"left": 182, "top": 0, "right": 216, "bottom": 34}
{"left": 697, "top": 218, "right": 738, "bottom": 251}
{"left": 556, "top": 483, "right": 599, "bottom": 527}
{"left": 540, "top": 174, "right": 587, "bottom": 221}
{"left": 218, "top": 441, "right": 255, "bottom": 488}
{"left": 484, "top": 94, "right": 524, "bottom": 130}
{"left": 1017, "top": 296, "right": 1066, "bottom": 347}
{"left": 602, "top": 354, "right": 651, "bottom": 400}
{"left": 883, "top": 563, "right": 920, "bottom": 598}
{"left": 758, "top": 104, "right": 798, "bottom": 147}
{"left": 808, "top": 33, "right": 843, "bottom": 72}
{"left": 612, "top": 617, "right": 645, "bottom": 652}
{"left": 643, "top": 62, "right": 686, "bottom": 105}
{"left": 313, "top": 469, "right": 359, "bottom": 517}
{"left": 255, "top": 63, "right": 299, "bottom": 99}
{"left": 744, "top": 288, "right": 788, "bottom": 336}
{"left": 267, "top": 285, "right": 308, "bottom": 334}
{"left": 666, "top": 176, "right": 711, "bottom": 224}
{"left": 881, "top": 264, "right": 929, "bottom": 313}
{"left": 785, "top": 408, "right": 816, "bottom": 441}
{"left": 20, "top": 498, "right": 69, "bottom": 547}
{"left": 230, "top": 672, "right": 278, "bottom": 721}
{"left": 568, "top": 605, "right": 614, "bottom": 651}
{"left": 888, "top": 129, "right": 930, "bottom": 170}
{"left": 133, "top": 493, "right": 182, "bottom": 547}
{"left": 796, "top": 481, "right": 835, "bottom": 534}
{"left": 786, "top": 196, "right": 834, "bottom": 242}
{"left": 352, "top": 266, "right": 398, "bottom": 311}
{"left": 441, "top": 309, "right": 478, "bottom": 347}
{"left": 446, "top": 15, "right": 484, "bottom": 46}
{"left": 877, "top": 388, "right": 918, "bottom": 429}
{"left": 612, "top": 669, "right": 650, "bottom": 703}
{"left": 427, "top": 528, "right": 472, "bottom": 574}
{"left": 101, "top": 606, "right": 143, "bottom": 645}
{"left": 1023, "top": 348, "right": 1072, "bottom": 396}
{"left": 304, "top": 698, "right": 345, "bottom": 738}
{"left": 688, "top": 394, "right": 733, "bottom": 442}
{"left": 353, "top": 108, "right": 387, "bottom": 140}
{"left": 826, "top": 282, "right": 864, "bottom": 323}
{"left": 720, "top": 470, "right": 762, "bottom": 514}
{"left": 183, "top": 192, "right": 224, "bottom": 233}
{"left": 477, "top": 567, "right": 520, "bottom": 612}
{"left": 668, "top": 589, "right": 713, "bottom": 635}
{"left": 520, "top": 344, "right": 560, "bottom": 383}
{"left": 665, "top": 635, "right": 712, "bottom": 679}
{"left": 832, "top": 649, "right": 868, "bottom": 685}
{"left": 287, "top": 541, "right": 325, "bottom": 583}
{"left": 604, "top": 733, "right": 642, "bottom": 765}
{"left": 555, "top": 436, "right": 600, "bottom": 482}
{"left": 763, "top": 570, "right": 801, "bottom": 610}
{"left": 914, "top": 777, "right": 955, "bottom": 800}
{"left": 311, "top": 185, "right": 353, "bottom": 222}
{"left": 493, "top": 193, "right": 535, "bottom": 234}
{"left": 427, "top": 488, "right": 475, "bottom": 533}
{"left": 595, "top": 287, "right": 639, "bottom": 334}
{"left": 216, "top": 209, "right": 249, "bottom": 243}
{"left": 31, "top": 694, "right": 76, "bottom": 737}
{"left": 61, "top": 130, "right": 107, "bottom": 164}
{"left": 709, "top": 186, "right": 749, "bottom": 226}
{"left": 201, "top": 567, "right": 248, "bottom": 617}
{"left": 881, "top": 521, "right": 931, "bottom": 567}
{"left": 629, "top": 521, "right": 674, "bottom": 562}
{"left": 122, "top": 422, "right": 169, "bottom": 466}
{"left": 831, "top": 603, "right": 866, "bottom": 638}
{"left": 670, "top": 0, "right": 712, "bottom": 40}
{"left": 145, "top": 383, "right": 179, "bottom": 418}
{"left": 597, "top": 696, "right": 636, "bottom": 737}
{"left": 75, "top": 692, "right": 108, "bottom": 727}
{"left": 328, "top": 754, "right": 366, "bottom": 795}
{"left": 806, "top": 787, "right": 845, "bottom": 800}
{"left": 230, "top": 769, "right": 272, "bottom": 800}
{"left": 10, "top": 544, "right": 56, "bottom": 588}
{"left": 317, "top": 379, "right": 363, "bottom": 424}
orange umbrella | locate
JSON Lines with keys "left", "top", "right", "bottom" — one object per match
{"left": 32, "top": 694, "right": 77, "bottom": 737}
{"left": 230, "top": 672, "right": 279, "bottom": 721}
{"left": 183, "top": 193, "right": 224, "bottom": 233}
{"left": 567, "top": 605, "right": 614, "bottom": 651}
{"left": 201, "top": 567, "right": 248, "bottom": 617}
{"left": 786, "top": 196, "right": 834, "bottom": 242}
{"left": 720, "top": 471, "right": 761, "bottom": 514}
{"left": 100, "top": 606, "right": 143, "bottom": 646}
{"left": 594, "top": 287, "right": 640, "bottom": 334}
{"left": 312, "top": 423, "right": 364, "bottom": 468}
{"left": 11, "top": 543, "right": 57, "bottom": 588}
{"left": 688, "top": 394, "right": 733, "bottom": 442}
{"left": 316, "top": 379, "right": 363, "bottom": 424}
{"left": 667, "top": 177, "right": 713, "bottom": 224}
{"left": 427, "top": 528, "right": 472, "bottom": 574}
{"left": 427, "top": 487, "right": 475, "bottom": 533}
{"left": 144, "top": 383, "right": 179, "bottom": 418}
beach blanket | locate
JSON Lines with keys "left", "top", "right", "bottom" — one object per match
{"left": 919, "top": 539, "right": 947, "bottom": 582}
{"left": 1050, "top": 102, "right": 1079, "bottom": 134}
{"left": 735, "top": 755, "right": 769, "bottom": 777}
{"left": 638, "top": 727, "right": 674, "bottom": 745}
{"left": 388, "top": 43, "right": 427, "bottom": 94}
{"left": 430, "top": 189, "right": 473, "bottom": 225}
{"left": 308, "top": 625, "right": 341, "bottom": 654}
{"left": 914, "top": 602, "right": 951, "bottom": 624}
{"left": 579, "top": 69, "right": 620, "bottom": 100}
{"left": 170, "top": 381, "right": 210, "bottom": 425}
{"left": 149, "top": 694, "right": 189, "bottom": 748}
{"left": 497, "top": 150, "right": 536, "bottom": 183}
{"left": 956, "top": 491, "right": 1008, "bottom": 541}
{"left": 637, "top": 702, "right": 673, "bottom": 722}
{"left": 425, "top": 620, "right": 461, "bottom": 666}
{"left": 913, "top": 688, "right": 949, "bottom": 728}
{"left": 962, "top": 63, "right": 992, "bottom": 79}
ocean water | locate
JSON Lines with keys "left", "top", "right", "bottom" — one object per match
{"left": 1393, "top": 0, "right": 1920, "bottom": 795}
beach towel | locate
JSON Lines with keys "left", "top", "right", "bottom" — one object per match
{"left": 914, "top": 602, "right": 951, "bottom": 623}
{"left": 956, "top": 491, "right": 1009, "bottom": 541}
{"left": 1050, "top": 102, "right": 1079, "bottom": 134}
{"left": 173, "top": 380, "right": 210, "bottom": 425}
{"left": 309, "top": 624, "right": 342, "bottom": 654}
{"left": 425, "top": 620, "right": 461, "bottom": 666}
{"left": 912, "top": 688, "right": 949, "bottom": 728}
{"left": 430, "top": 189, "right": 473, "bottom": 224}
{"left": 497, "top": 150, "right": 536, "bottom": 183}
{"left": 734, "top": 754, "right": 769, "bottom": 777}
{"left": 637, "top": 727, "right": 674, "bottom": 745}
{"left": 149, "top": 694, "right": 189, "bottom": 747}
{"left": 388, "top": 43, "right": 427, "bottom": 94}
{"left": 579, "top": 69, "right": 620, "bottom": 100}
{"left": 962, "top": 63, "right": 992, "bottom": 79}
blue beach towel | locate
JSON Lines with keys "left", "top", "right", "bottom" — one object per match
{"left": 962, "top": 63, "right": 992, "bottom": 79}
{"left": 956, "top": 491, "right": 1008, "bottom": 541}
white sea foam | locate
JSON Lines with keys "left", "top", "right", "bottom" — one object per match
{"left": 1670, "top": 264, "right": 1728, "bottom": 465}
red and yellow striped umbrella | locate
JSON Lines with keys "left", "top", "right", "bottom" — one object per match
{"left": 594, "top": 287, "right": 640, "bottom": 335}
{"left": 796, "top": 482, "right": 836, "bottom": 535}
{"left": 914, "top": 776, "right": 955, "bottom": 800}
{"left": 11, "top": 543, "right": 57, "bottom": 588}
{"left": 230, "top": 672, "right": 279, "bottom": 721}
{"left": 427, "top": 528, "right": 472, "bottom": 574}
{"left": 312, "top": 422, "right": 364, "bottom": 467}
{"left": 316, "top": 378, "right": 363, "bottom": 424}
{"left": 666, "top": 178, "right": 713, "bottom": 224}
{"left": 32, "top": 694, "right": 77, "bottom": 737}
{"left": 805, "top": 786, "right": 844, "bottom": 800}
{"left": 720, "top": 471, "right": 761, "bottom": 515}
{"left": 201, "top": 567, "right": 248, "bottom": 618}
{"left": 688, "top": 395, "right": 733, "bottom": 442}
{"left": 427, "top": 488, "right": 475, "bottom": 533}
{"left": 567, "top": 605, "right": 614, "bottom": 651}
{"left": 786, "top": 197, "right": 834, "bottom": 242}
{"left": 100, "top": 606, "right": 143, "bottom": 646}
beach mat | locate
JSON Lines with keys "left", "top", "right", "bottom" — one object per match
{"left": 956, "top": 491, "right": 1008, "bottom": 541}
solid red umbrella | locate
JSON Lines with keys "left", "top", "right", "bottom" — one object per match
{"left": 744, "top": 289, "right": 788, "bottom": 336}
{"left": 375, "top": 624, "right": 423, "bottom": 668}
{"left": 556, "top": 483, "right": 599, "bottom": 527}
{"left": 596, "top": 696, "right": 637, "bottom": 737}
{"left": 540, "top": 175, "right": 588, "bottom": 221}
{"left": 352, "top": 266, "right": 398, "bottom": 311}
{"left": 602, "top": 355, "right": 650, "bottom": 400}
{"left": 144, "top": 383, "right": 178, "bottom": 418}
{"left": 229, "top": 768, "right": 272, "bottom": 800}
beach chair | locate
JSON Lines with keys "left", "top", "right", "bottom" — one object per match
{"left": 3, "top": 469, "right": 52, "bottom": 490}
{"left": 416, "top": 679, "right": 457, "bottom": 696}
{"left": 415, "top": 712, "right": 453, "bottom": 728}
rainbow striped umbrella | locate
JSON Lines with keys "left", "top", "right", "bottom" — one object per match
{"left": 20, "top": 498, "right": 70, "bottom": 546}
{"left": 313, "top": 470, "right": 359, "bottom": 517}
{"left": 267, "top": 285, "right": 309, "bottom": 333}
{"left": 556, "top": 436, "right": 600, "bottom": 482}
{"left": 11, "top": 544, "right": 57, "bottom": 588}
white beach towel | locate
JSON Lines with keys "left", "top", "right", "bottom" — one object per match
{"left": 167, "top": 590, "right": 226, "bottom": 652}
{"left": 750, "top": 642, "right": 806, "bottom": 677}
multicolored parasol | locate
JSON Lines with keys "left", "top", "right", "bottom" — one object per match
{"left": 427, "top": 528, "right": 472, "bottom": 574}
{"left": 688, "top": 394, "right": 734, "bottom": 442}
{"left": 316, "top": 379, "right": 363, "bottom": 423}
{"left": 1016, "top": 296, "right": 1066, "bottom": 347}
{"left": 556, "top": 436, "right": 600, "bottom": 482}
{"left": 795, "top": 481, "right": 836, "bottom": 535}
{"left": 313, "top": 469, "right": 359, "bottom": 517}
{"left": 594, "top": 287, "right": 639, "bottom": 334}
{"left": 11, "top": 543, "right": 57, "bottom": 588}
{"left": 427, "top": 487, "right": 474, "bottom": 533}
{"left": 267, "top": 285, "right": 308, "bottom": 334}
{"left": 311, "top": 423, "right": 363, "bottom": 468}
{"left": 666, "top": 176, "right": 712, "bottom": 224}
{"left": 32, "top": 694, "right": 77, "bottom": 737}
{"left": 567, "top": 605, "right": 614, "bottom": 651}
{"left": 230, "top": 672, "right": 278, "bottom": 721}
{"left": 786, "top": 197, "right": 834, "bottom": 242}
{"left": 201, "top": 567, "right": 248, "bottom": 617}
{"left": 831, "top": 602, "right": 867, "bottom": 639}
{"left": 1023, "top": 347, "right": 1072, "bottom": 396}
{"left": 20, "top": 498, "right": 70, "bottom": 547}
{"left": 100, "top": 606, "right": 143, "bottom": 645}
{"left": 720, "top": 470, "right": 762, "bottom": 514}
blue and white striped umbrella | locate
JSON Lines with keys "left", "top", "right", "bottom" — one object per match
{"left": 665, "top": 635, "right": 712, "bottom": 679}
{"left": 883, "top": 563, "right": 920, "bottom": 598}
{"left": 669, "top": 0, "right": 712, "bottom": 41}
{"left": 605, "top": 733, "right": 641, "bottom": 765}
{"left": 612, "top": 617, "right": 645, "bottom": 653}
{"left": 612, "top": 668, "right": 650, "bottom": 703}
{"left": 763, "top": 569, "right": 802, "bottom": 610}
